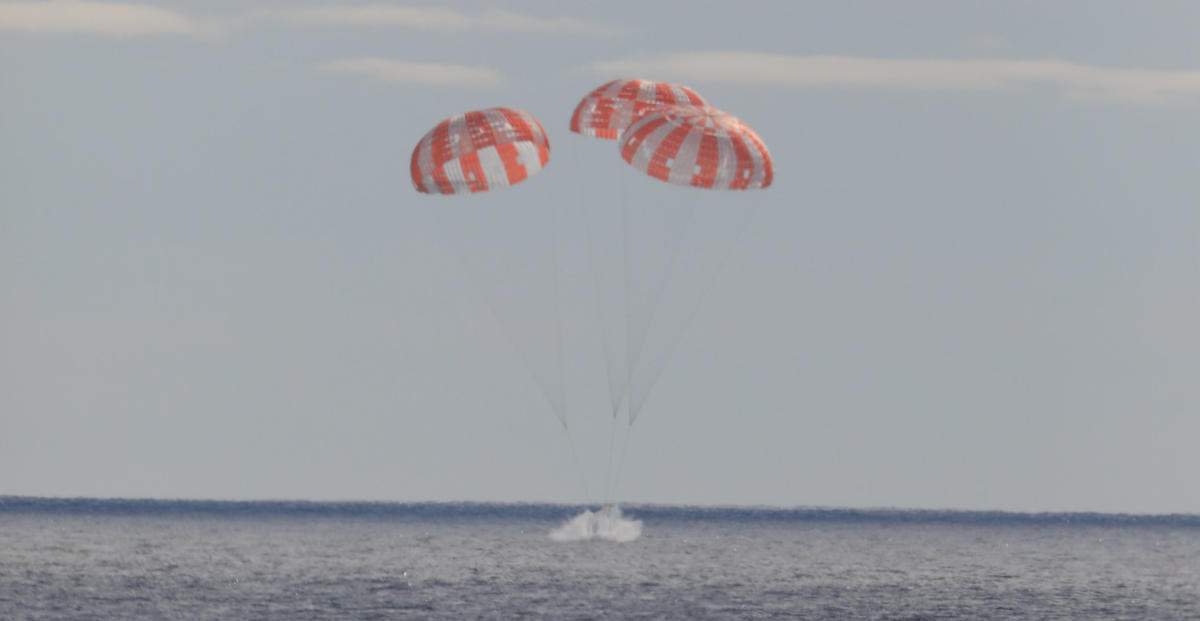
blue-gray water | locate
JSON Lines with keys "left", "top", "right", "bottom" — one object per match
{"left": 2, "top": 497, "right": 1198, "bottom": 619}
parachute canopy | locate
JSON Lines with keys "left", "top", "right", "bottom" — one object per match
{"left": 619, "top": 106, "right": 773, "bottom": 190}
{"left": 570, "top": 79, "right": 707, "bottom": 140}
{"left": 411, "top": 107, "right": 550, "bottom": 195}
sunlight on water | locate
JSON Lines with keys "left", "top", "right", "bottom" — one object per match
{"left": 549, "top": 505, "right": 642, "bottom": 542}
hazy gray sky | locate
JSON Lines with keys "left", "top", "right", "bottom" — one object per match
{"left": 3, "top": 1, "right": 1199, "bottom": 513}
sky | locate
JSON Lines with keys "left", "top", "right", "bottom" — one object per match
{"left": 2, "top": 1, "right": 1199, "bottom": 514}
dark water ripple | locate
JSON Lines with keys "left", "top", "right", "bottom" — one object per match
{"left": 2, "top": 497, "right": 1198, "bottom": 619}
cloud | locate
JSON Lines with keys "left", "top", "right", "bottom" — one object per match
{"left": 0, "top": 3, "right": 625, "bottom": 38}
{"left": 258, "top": 4, "right": 624, "bottom": 36}
{"left": 0, "top": 1, "right": 208, "bottom": 37}
{"left": 588, "top": 52, "right": 1200, "bottom": 104}
{"left": 315, "top": 58, "right": 504, "bottom": 86}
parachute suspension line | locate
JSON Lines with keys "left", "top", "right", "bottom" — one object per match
{"left": 624, "top": 186, "right": 696, "bottom": 423}
{"left": 541, "top": 168, "right": 593, "bottom": 504}
{"left": 426, "top": 206, "right": 557, "bottom": 421}
{"left": 595, "top": 148, "right": 630, "bottom": 506}
{"left": 602, "top": 404, "right": 620, "bottom": 504}
{"left": 627, "top": 194, "right": 762, "bottom": 423}
{"left": 619, "top": 154, "right": 635, "bottom": 423}
{"left": 615, "top": 155, "right": 704, "bottom": 476}
{"left": 610, "top": 413, "right": 635, "bottom": 502}
{"left": 570, "top": 139, "right": 620, "bottom": 420}
{"left": 612, "top": 151, "right": 634, "bottom": 499}
{"left": 426, "top": 198, "right": 583, "bottom": 503}
{"left": 562, "top": 422, "right": 593, "bottom": 504}
{"left": 623, "top": 184, "right": 702, "bottom": 423}
{"left": 544, "top": 165, "right": 568, "bottom": 431}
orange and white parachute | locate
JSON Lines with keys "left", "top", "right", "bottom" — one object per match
{"left": 411, "top": 107, "right": 550, "bottom": 195}
{"left": 570, "top": 79, "right": 707, "bottom": 140}
{"left": 618, "top": 105, "right": 772, "bottom": 190}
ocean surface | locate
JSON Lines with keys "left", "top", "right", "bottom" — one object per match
{"left": 2, "top": 497, "right": 1198, "bottom": 619}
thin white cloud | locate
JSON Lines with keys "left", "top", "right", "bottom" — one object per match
{"left": 0, "top": 1, "right": 208, "bottom": 37}
{"left": 589, "top": 52, "right": 1200, "bottom": 104}
{"left": 257, "top": 4, "right": 625, "bottom": 36}
{"left": 315, "top": 58, "right": 504, "bottom": 86}
{"left": 0, "top": 2, "right": 625, "bottom": 38}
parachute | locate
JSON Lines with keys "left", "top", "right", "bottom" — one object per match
{"left": 619, "top": 105, "right": 773, "bottom": 190}
{"left": 408, "top": 91, "right": 773, "bottom": 504}
{"left": 411, "top": 107, "right": 550, "bottom": 195}
{"left": 410, "top": 107, "right": 569, "bottom": 434}
{"left": 563, "top": 80, "right": 774, "bottom": 503}
{"left": 570, "top": 78, "right": 707, "bottom": 140}
{"left": 611, "top": 104, "right": 772, "bottom": 428}
{"left": 569, "top": 79, "right": 773, "bottom": 423}
{"left": 568, "top": 81, "right": 701, "bottom": 425}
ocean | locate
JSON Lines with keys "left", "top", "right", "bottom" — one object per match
{"left": 1, "top": 497, "right": 1197, "bottom": 619}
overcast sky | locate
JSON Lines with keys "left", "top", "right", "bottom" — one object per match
{"left": 3, "top": 1, "right": 1199, "bottom": 514}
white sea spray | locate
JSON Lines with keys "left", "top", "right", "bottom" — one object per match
{"left": 549, "top": 504, "right": 642, "bottom": 542}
